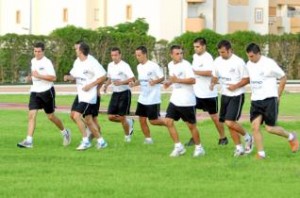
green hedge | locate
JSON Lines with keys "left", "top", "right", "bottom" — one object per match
{"left": 172, "top": 29, "right": 300, "bottom": 79}
{"left": 0, "top": 24, "right": 299, "bottom": 83}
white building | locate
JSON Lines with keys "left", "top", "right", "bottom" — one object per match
{"left": 0, "top": 0, "right": 299, "bottom": 41}
{"left": 0, "top": 0, "right": 105, "bottom": 35}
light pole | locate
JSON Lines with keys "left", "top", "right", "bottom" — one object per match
{"left": 29, "top": 0, "right": 32, "bottom": 34}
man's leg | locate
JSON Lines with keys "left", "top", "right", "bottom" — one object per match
{"left": 17, "top": 110, "right": 38, "bottom": 148}
{"left": 139, "top": 116, "right": 151, "bottom": 138}
{"left": 252, "top": 116, "right": 265, "bottom": 158}
{"left": 47, "top": 113, "right": 64, "bottom": 131}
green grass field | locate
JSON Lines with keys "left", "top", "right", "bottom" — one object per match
{"left": 1, "top": 94, "right": 300, "bottom": 198}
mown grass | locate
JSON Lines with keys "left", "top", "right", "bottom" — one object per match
{"left": 0, "top": 102, "right": 300, "bottom": 197}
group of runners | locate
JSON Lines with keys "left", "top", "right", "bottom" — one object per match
{"left": 17, "top": 38, "right": 299, "bottom": 159}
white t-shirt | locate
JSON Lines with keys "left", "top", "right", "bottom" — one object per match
{"left": 168, "top": 59, "right": 196, "bottom": 106}
{"left": 192, "top": 52, "right": 218, "bottom": 98}
{"left": 70, "top": 56, "right": 106, "bottom": 104}
{"left": 246, "top": 55, "right": 285, "bottom": 101}
{"left": 212, "top": 54, "right": 248, "bottom": 96}
{"left": 30, "top": 56, "right": 55, "bottom": 93}
{"left": 107, "top": 60, "right": 134, "bottom": 92}
{"left": 137, "top": 60, "right": 164, "bottom": 105}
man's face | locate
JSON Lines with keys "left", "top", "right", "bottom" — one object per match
{"left": 218, "top": 47, "right": 232, "bottom": 59}
{"left": 170, "top": 48, "right": 183, "bottom": 63}
{"left": 34, "top": 47, "right": 44, "bottom": 60}
{"left": 135, "top": 50, "right": 147, "bottom": 64}
{"left": 193, "top": 43, "right": 205, "bottom": 55}
{"left": 111, "top": 50, "right": 121, "bottom": 64}
{"left": 247, "top": 52, "right": 261, "bottom": 63}
{"left": 74, "top": 44, "right": 81, "bottom": 57}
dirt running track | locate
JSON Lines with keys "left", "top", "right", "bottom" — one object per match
{"left": 1, "top": 84, "right": 300, "bottom": 121}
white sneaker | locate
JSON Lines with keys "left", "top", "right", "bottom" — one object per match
{"left": 76, "top": 141, "right": 91, "bottom": 151}
{"left": 233, "top": 147, "right": 245, "bottom": 157}
{"left": 193, "top": 146, "right": 205, "bottom": 157}
{"left": 124, "top": 135, "right": 131, "bottom": 143}
{"left": 17, "top": 139, "right": 33, "bottom": 148}
{"left": 96, "top": 140, "right": 108, "bottom": 149}
{"left": 170, "top": 145, "right": 186, "bottom": 157}
{"left": 62, "top": 129, "right": 71, "bottom": 146}
{"left": 245, "top": 135, "right": 254, "bottom": 154}
{"left": 144, "top": 138, "right": 154, "bottom": 144}
{"left": 127, "top": 118, "right": 134, "bottom": 136}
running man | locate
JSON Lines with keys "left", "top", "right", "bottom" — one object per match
{"left": 186, "top": 37, "right": 227, "bottom": 146}
{"left": 17, "top": 42, "right": 71, "bottom": 148}
{"left": 103, "top": 47, "right": 135, "bottom": 142}
{"left": 245, "top": 43, "right": 299, "bottom": 159}
{"left": 211, "top": 40, "right": 253, "bottom": 157}
{"left": 164, "top": 45, "right": 205, "bottom": 157}
{"left": 131, "top": 46, "right": 166, "bottom": 144}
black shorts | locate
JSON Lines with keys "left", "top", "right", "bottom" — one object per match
{"left": 135, "top": 103, "right": 161, "bottom": 120}
{"left": 71, "top": 95, "right": 100, "bottom": 117}
{"left": 29, "top": 87, "right": 56, "bottom": 114}
{"left": 72, "top": 102, "right": 96, "bottom": 117}
{"left": 195, "top": 97, "right": 218, "bottom": 114}
{"left": 250, "top": 97, "right": 278, "bottom": 126}
{"left": 108, "top": 90, "right": 131, "bottom": 116}
{"left": 93, "top": 96, "right": 101, "bottom": 117}
{"left": 166, "top": 102, "right": 196, "bottom": 124}
{"left": 219, "top": 94, "right": 244, "bottom": 122}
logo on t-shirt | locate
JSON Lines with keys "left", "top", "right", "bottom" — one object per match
{"left": 229, "top": 68, "right": 235, "bottom": 74}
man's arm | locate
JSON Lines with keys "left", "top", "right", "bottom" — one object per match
{"left": 82, "top": 75, "right": 107, "bottom": 92}
{"left": 32, "top": 70, "right": 56, "bottom": 82}
{"left": 149, "top": 77, "right": 164, "bottom": 86}
{"left": 169, "top": 75, "right": 195, "bottom": 85}
{"left": 227, "top": 77, "right": 250, "bottom": 91}
{"left": 64, "top": 74, "right": 75, "bottom": 82}
{"left": 278, "top": 75, "right": 287, "bottom": 98}
{"left": 193, "top": 70, "right": 212, "bottom": 77}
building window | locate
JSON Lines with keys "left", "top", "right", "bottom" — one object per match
{"left": 63, "top": 8, "right": 68, "bottom": 23}
{"left": 16, "top": 10, "right": 21, "bottom": 24}
{"left": 126, "top": 5, "right": 132, "bottom": 20}
{"left": 255, "top": 8, "right": 263, "bottom": 23}
{"left": 94, "top": 8, "right": 99, "bottom": 21}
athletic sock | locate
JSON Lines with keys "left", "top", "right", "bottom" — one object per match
{"left": 175, "top": 142, "right": 182, "bottom": 148}
{"left": 97, "top": 137, "right": 104, "bottom": 144}
{"left": 288, "top": 133, "right": 294, "bottom": 141}
{"left": 258, "top": 151, "right": 266, "bottom": 158}
{"left": 145, "top": 137, "right": 152, "bottom": 141}
{"left": 82, "top": 137, "right": 89, "bottom": 143}
{"left": 26, "top": 136, "right": 33, "bottom": 143}
{"left": 236, "top": 144, "right": 243, "bottom": 150}
{"left": 61, "top": 129, "right": 67, "bottom": 135}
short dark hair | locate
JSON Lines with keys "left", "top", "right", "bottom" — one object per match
{"left": 136, "top": 46, "right": 147, "bottom": 54}
{"left": 111, "top": 47, "right": 121, "bottom": 54}
{"left": 170, "top": 45, "right": 182, "bottom": 53}
{"left": 246, "top": 43, "right": 261, "bottom": 54}
{"left": 217, "top": 40, "right": 232, "bottom": 50}
{"left": 79, "top": 42, "right": 90, "bottom": 56}
{"left": 33, "top": 42, "right": 45, "bottom": 51}
{"left": 193, "top": 37, "right": 207, "bottom": 46}
{"left": 75, "top": 40, "right": 84, "bottom": 45}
